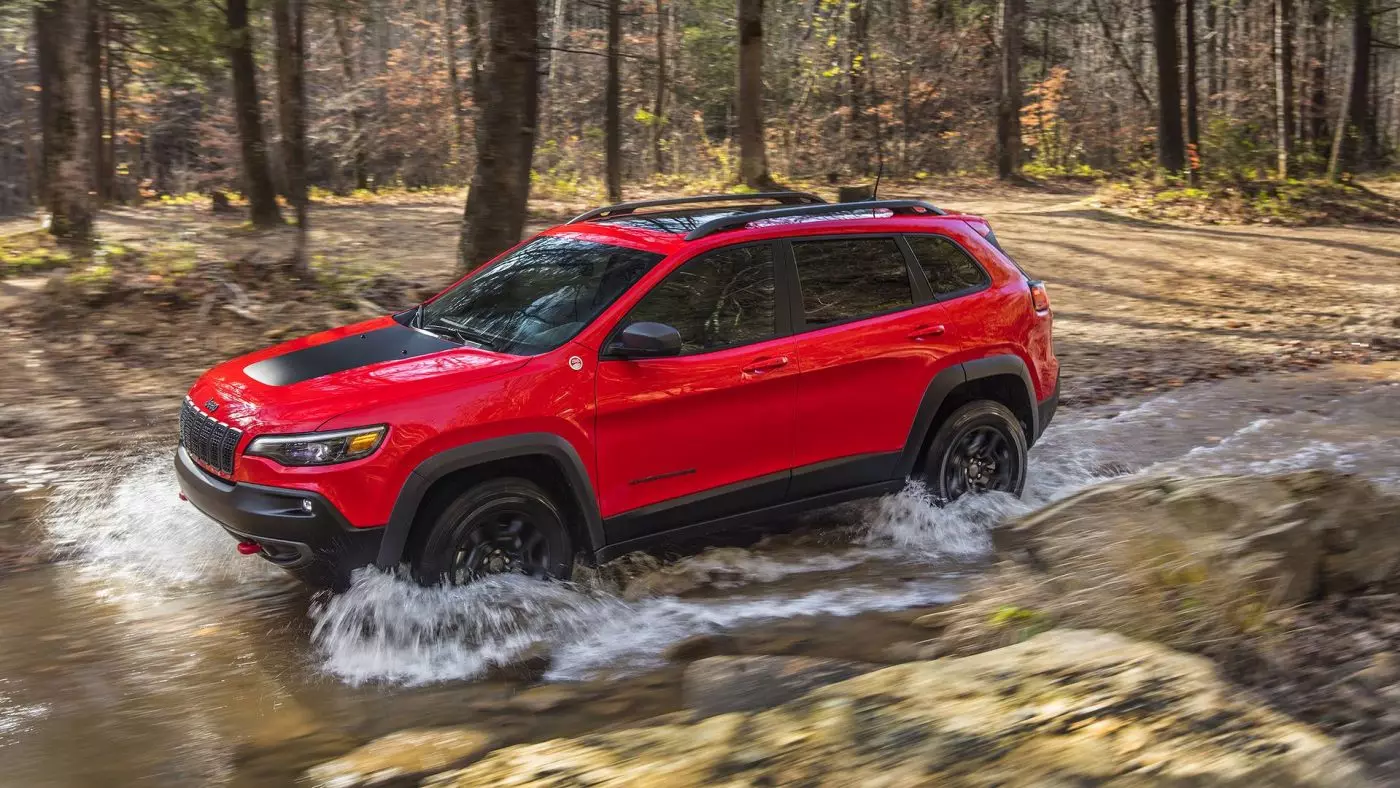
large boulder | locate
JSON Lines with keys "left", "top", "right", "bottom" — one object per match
{"left": 422, "top": 630, "right": 1369, "bottom": 787}
{"left": 920, "top": 471, "right": 1400, "bottom": 657}
{"left": 994, "top": 470, "right": 1400, "bottom": 604}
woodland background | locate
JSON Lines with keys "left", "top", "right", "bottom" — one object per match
{"left": 0, "top": 0, "right": 1397, "bottom": 267}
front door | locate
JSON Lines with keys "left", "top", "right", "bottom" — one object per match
{"left": 594, "top": 241, "right": 797, "bottom": 544}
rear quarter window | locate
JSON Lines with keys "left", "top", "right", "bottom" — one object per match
{"left": 904, "top": 234, "right": 990, "bottom": 298}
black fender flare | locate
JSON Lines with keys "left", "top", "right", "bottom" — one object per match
{"left": 374, "top": 433, "right": 606, "bottom": 568}
{"left": 895, "top": 355, "right": 1039, "bottom": 478}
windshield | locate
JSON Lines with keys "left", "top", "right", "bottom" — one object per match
{"left": 416, "top": 235, "right": 664, "bottom": 355}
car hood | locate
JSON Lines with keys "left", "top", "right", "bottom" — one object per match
{"left": 187, "top": 316, "right": 529, "bottom": 434}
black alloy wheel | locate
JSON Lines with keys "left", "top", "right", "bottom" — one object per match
{"left": 922, "top": 400, "right": 1028, "bottom": 502}
{"left": 451, "top": 509, "right": 551, "bottom": 582}
{"left": 414, "top": 477, "right": 574, "bottom": 586}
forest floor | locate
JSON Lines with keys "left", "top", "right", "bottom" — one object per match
{"left": 2, "top": 177, "right": 1398, "bottom": 474}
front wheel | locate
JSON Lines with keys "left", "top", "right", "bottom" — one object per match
{"left": 920, "top": 400, "right": 1028, "bottom": 502}
{"left": 412, "top": 477, "right": 574, "bottom": 586}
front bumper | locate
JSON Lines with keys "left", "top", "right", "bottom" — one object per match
{"left": 174, "top": 446, "right": 384, "bottom": 589}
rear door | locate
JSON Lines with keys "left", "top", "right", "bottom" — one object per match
{"left": 594, "top": 241, "right": 798, "bottom": 543}
{"left": 785, "top": 234, "right": 953, "bottom": 497}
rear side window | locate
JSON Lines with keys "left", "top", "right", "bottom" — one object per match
{"left": 905, "top": 234, "right": 989, "bottom": 298}
{"left": 792, "top": 237, "right": 913, "bottom": 327}
{"left": 620, "top": 243, "right": 778, "bottom": 355}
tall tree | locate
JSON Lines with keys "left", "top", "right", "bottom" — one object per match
{"left": 1184, "top": 0, "right": 1202, "bottom": 179}
{"left": 36, "top": 0, "right": 94, "bottom": 245}
{"left": 1274, "top": 0, "right": 1295, "bottom": 178}
{"left": 85, "top": 0, "right": 104, "bottom": 203}
{"left": 1305, "top": 0, "right": 1329, "bottom": 148}
{"left": 274, "top": 0, "right": 309, "bottom": 271}
{"left": 331, "top": 6, "right": 369, "bottom": 190}
{"left": 443, "top": 0, "right": 467, "bottom": 161}
{"left": 996, "top": 0, "right": 1025, "bottom": 179}
{"left": 605, "top": 0, "right": 622, "bottom": 202}
{"left": 227, "top": 0, "right": 283, "bottom": 227}
{"left": 652, "top": 0, "right": 668, "bottom": 174}
{"left": 458, "top": 0, "right": 540, "bottom": 269}
{"left": 737, "top": 0, "right": 778, "bottom": 189}
{"left": 1151, "top": 0, "right": 1187, "bottom": 173}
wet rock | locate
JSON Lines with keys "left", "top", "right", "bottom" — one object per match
{"left": 681, "top": 655, "right": 876, "bottom": 718}
{"left": 662, "top": 632, "right": 737, "bottom": 663}
{"left": 426, "top": 630, "right": 1368, "bottom": 787}
{"left": 481, "top": 643, "right": 552, "bottom": 684}
{"left": 993, "top": 470, "right": 1400, "bottom": 606}
{"left": 509, "top": 684, "right": 586, "bottom": 714}
{"left": 1351, "top": 653, "right": 1400, "bottom": 693}
{"left": 881, "top": 639, "right": 947, "bottom": 663}
{"left": 304, "top": 726, "right": 496, "bottom": 787}
{"left": 620, "top": 546, "right": 771, "bottom": 600}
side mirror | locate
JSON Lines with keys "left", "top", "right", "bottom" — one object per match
{"left": 609, "top": 321, "right": 683, "bottom": 359}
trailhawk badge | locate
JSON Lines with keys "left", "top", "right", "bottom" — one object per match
{"left": 204, "top": 399, "right": 219, "bottom": 414}
{"left": 568, "top": 356, "right": 584, "bottom": 371}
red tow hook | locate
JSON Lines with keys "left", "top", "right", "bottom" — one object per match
{"left": 178, "top": 492, "right": 188, "bottom": 501}
{"left": 236, "top": 541, "right": 263, "bottom": 556}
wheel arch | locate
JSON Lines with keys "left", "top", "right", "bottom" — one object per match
{"left": 375, "top": 433, "right": 605, "bottom": 569}
{"left": 897, "top": 355, "right": 1039, "bottom": 479}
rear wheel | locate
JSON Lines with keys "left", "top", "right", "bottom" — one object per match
{"left": 921, "top": 400, "right": 1028, "bottom": 502}
{"left": 413, "top": 477, "right": 574, "bottom": 586}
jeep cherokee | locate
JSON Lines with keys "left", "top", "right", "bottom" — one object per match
{"left": 175, "top": 193, "right": 1059, "bottom": 588}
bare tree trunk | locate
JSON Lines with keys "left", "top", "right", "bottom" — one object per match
{"left": 1185, "top": 0, "right": 1202, "bottom": 179}
{"left": 86, "top": 1, "right": 104, "bottom": 203}
{"left": 1152, "top": 0, "right": 1187, "bottom": 174}
{"left": 1327, "top": 18, "right": 1358, "bottom": 180}
{"left": 652, "top": 0, "right": 668, "bottom": 174}
{"left": 458, "top": 0, "right": 539, "bottom": 269}
{"left": 274, "top": 0, "right": 309, "bottom": 273}
{"left": 605, "top": 0, "right": 622, "bottom": 202}
{"left": 464, "top": 0, "right": 484, "bottom": 102}
{"left": 332, "top": 8, "right": 369, "bottom": 191}
{"left": 36, "top": 0, "right": 94, "bottom": 246}
{"left": 1089, "top": 0, "right": 1155, "bottom": 110}
{"left": 737, "top": 0, "right": 778, "bottom": 189}
{"left": 1346, "top": 0, "right": 1372, "bottom": 167}
{"left": 1274, "top": 0, "right": 1295, "bottom": 178}
{"left": 1305, "top": 0, "right": 1329, "bottom": 150}
{"left": 443, "top": 0, "right": 467, "bottom": 164}
{"left": 996, "top": 0, "right": 1025, "bottom": 179}
{"left": 228, "top": 0, "right": 283, "bottom": 227}
{"left": 103, "top": 10, "right": 116, "bottom": 201}
{"left": 848, "top": 0, "right": 871, "bottom": 173}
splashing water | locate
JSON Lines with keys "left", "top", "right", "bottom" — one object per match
{"left": 34, "top": 372, "right": 1400, "bottom": 685}
{"left": 40, "top": 452, "right": 281, "bottom": 586}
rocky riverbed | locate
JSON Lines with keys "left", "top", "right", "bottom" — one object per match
{"left": 0, "top": 363, "right": 1398, "bottom": 786}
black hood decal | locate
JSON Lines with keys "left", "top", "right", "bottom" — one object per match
{"left": 244, "top": 323, "right": 458, "bottom": 386}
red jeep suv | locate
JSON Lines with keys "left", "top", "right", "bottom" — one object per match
{"left": 175, "top": 193, "right": 1058, "bottom": 588}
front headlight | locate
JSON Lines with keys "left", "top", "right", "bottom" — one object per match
{"left": 246, "top": 426, "right": 387, "bottom": 466}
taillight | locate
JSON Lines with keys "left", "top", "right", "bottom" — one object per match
{"left": 1028, "top": 280, "right": 1051, "bottom": 312}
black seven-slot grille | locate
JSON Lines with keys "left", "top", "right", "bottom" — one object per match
{"left": 180, "top": 397, "right": 242, "bottom": 477}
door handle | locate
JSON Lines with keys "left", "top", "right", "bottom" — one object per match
{"left": 742, "top": 356, "right": 790, "bottom": 375}
{"left": 908, "top": 324, "right": 946, "bottom": 341}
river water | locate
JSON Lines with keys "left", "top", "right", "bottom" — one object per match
{"left": 1, "top": 363, "right": 1398, "bottom": 786}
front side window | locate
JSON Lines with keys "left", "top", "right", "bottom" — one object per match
{"left": 905, "top": 234, "right": 989, "bottom": 297}
{"left": 792, "top": 237, "right": 914, "bottom": 327}
{"left": 618, "top": 243, "right": 778, "bottom": 355}
{"left": 417, "top": 235, "right": 663, "bottom": 355}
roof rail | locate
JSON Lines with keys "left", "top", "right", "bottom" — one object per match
{"left": 683, "top": 199, "right": 946, "bottom": 241}
{"left": 567, "top": 192, "right": 826, "bottom": 224}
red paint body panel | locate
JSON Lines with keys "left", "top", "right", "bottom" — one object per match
{"left": 182, "top": 206, "right": 1058, "bottom": 549}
